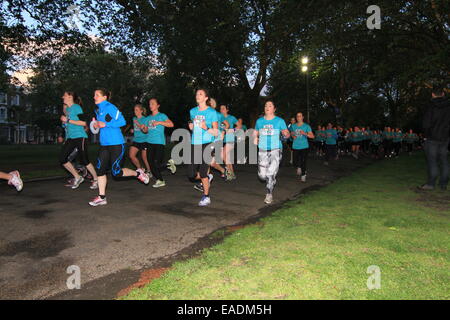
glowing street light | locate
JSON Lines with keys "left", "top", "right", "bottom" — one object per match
{"left": 301, "top": 56, "right": 310, "bottom": 123}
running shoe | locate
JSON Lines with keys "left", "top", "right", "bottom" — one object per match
{"left": 153, "top": 180, "right": 166, "bottom": 188}
{"left": 71, "top": 176, "right": 85, "bottom": 189}
{"left": 78, "top": 166, "right": 88, "bottom": 178}
{"left": 199, "top": 196, "right": 211, "bottom": 207}
{"left": 417, "top": 184, "right": 434, "bottom": 191}
{"left": 8, "top": 171, "right": 23, "bottom": 192}
{"left": 90, "top": 180, "right": 99, "bottom": 190}
{"left": 137, "top": 169, "right": 150, "bottom": 185}
{"left": 264, "top": 194, "right": 273, "bottom": 205}
{"left": 194, "top": 183, "right": 204, "bottom": 193}
{"left": 301, "top": 175, "right": 307, "bottom": 183}
{"left": 167, "top": 159, "right": 177, "bottom": 175}
{"left": 89, "top": 196, "right": 107, "bottom": 207}
{"left": 225, "top": 169, "right": 233, "bottom": 181}
{"left": 65, "top": 178, "right": 75, "bottom": 187}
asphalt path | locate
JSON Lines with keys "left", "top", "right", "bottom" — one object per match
{"left": 0, "top": 154, "right": 373, "bottom": 300}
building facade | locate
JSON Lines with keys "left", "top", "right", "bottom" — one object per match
{"left": 0, "top": 87, "right": 34, "bottom": 144}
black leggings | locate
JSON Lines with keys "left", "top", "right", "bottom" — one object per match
{"left": 325, "top": 144, "right": 337, "bottom": 161}
{"left": 147, "top": 144, "right": 166, "bottom": 181}
{"left": 293, "top": 148, "right": 309, "bottom": 176}
{"left": 393, "top": 142, "right": 401, "bottom": 156}
{"left": 60, "top": 138, "right": 90, "bottom": 166}
{"left": 96, "top": 144, "right": 126, "bottom": 177}
{"left": 407, "top": 143, "right": 413, "bottom": 153}
{"left": 188, "top": 144, "right": 212, "bottom": 181}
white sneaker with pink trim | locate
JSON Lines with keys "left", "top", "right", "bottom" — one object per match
{"left": 136, "top": 169, "right": 150, "bottom": 185}
{"left": 8, "top": 171, "right": 23, "bottom": 192}
{"left": 89, "top": 196, "right": 107, "bottom": 207}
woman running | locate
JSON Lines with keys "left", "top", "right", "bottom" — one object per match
{"left": 405, "top": 129, "right": 418, "bottom": 155}
{"left": 59, "top": 91, "right": 98, "bottom": 190}
{"left": 254, "top": 100, "right": 290, "bottom": 204}
{"left": 89, "top": 89, "right": 150, "bottom": 207}
{"left": 145, "top": 98, "right": 176, "bottom": 188}
{"left": 324, "top": 123, "right": 338, "bottom": 166}
{"left": 1, "top": 170, "right": 23, "bottom": 191}
{"left": 210, "top": 98, "right": 229, "bottom": 180}
{"left": 188, "top": 88, "right": 219, "bottom": 207}
{"left": 129, "top": 104, "right": 151, "bottom": 174}
{"left": 289, "top": 112, "right": 314, "bottom": 182}
{"left": 220, "top": 104, "right": 238, "bottom": 181}
{"left": 370, "top": 130, "right": 382, "bottom": 159}
{"left": 393, "top": 128, "right": 403, "bottom": 157}
{"left": 352, "top": 126, "right": 362, "bottom": 159}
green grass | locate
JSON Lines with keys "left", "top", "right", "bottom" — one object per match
{"left": 123, "top": 154, "right": 450, "bottom": 300}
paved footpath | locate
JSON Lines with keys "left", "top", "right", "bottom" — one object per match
{"left": 0, "top": 155, "right": 373, "bottom": 300}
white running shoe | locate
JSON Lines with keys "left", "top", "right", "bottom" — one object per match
{"left": 167, "top": 159, "right": 177, "bottom": 175}
{"left": 199, "top": 196, "right": 211, "bottom": 207}
{"left": 225, "top": 169, "right": 233, "bottom": 181}
{"left": 301, "top": 175, "right": 307, "bottom": 183}
{"left": 264, "top": 194, "right": 273, "bottom": 205}
{"left": 90, "top": 180, "right": 99, "bottom": 190}
{"left": 153, "top": 180, "right": 166, "bottom": 188}
{"left": 137, "top": 169, "right": 150, "bottom": 185}
{"left": 71, "top": 176, "right": 85, "bottom": 189}
{"left": 8, "top": 171, "right": 23, "bottom": 192}
{"left": 89, "top": 196, "right": 107, "bottom": 207}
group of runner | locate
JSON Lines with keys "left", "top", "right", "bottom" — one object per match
{"left": 305, "top": 125, "right": 420, "bottom": 161}
{"left": 1, "top": 88, "right": 423, "bottom": 207}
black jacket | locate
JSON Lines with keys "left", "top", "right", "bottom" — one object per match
{"left": 423, "top": 97, "right": 450, "bottom": 142}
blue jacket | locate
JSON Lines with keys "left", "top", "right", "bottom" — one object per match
{"left": 95, "top": 100, "right": 126, "bottom": 146}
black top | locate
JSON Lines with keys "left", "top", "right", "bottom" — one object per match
{"left": 423, "top": 97, "right": 450, "bottom": 142}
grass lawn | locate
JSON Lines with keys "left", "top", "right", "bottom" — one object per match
{"left": 123, "top": 154, "right": 449, "bottom": 300}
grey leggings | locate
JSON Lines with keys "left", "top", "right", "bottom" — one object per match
{"left": 258, "top": 149, "right": 282, "bottom": 194}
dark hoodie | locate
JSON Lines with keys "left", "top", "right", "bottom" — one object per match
{"left": 423, "top": 96, "right": 450, "bottom": 142}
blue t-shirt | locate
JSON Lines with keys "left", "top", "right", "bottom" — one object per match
{"left": 325, "top": 129, "right": 338, "bottom": 145}
{"left": 393, "top": 132, "right": 403, "bottom": 143}
{"left": 146, "top": 113, "right": 169, "bottom": 145}
{"left": 66, "top": 104, "right": 88, "bottom": 139}
{"left": 223, "top": 115, "right": 238, "bottom": 144}
{"left": 190, "top": 107, "right": 219, "bottom": 145}
{"left": 255, "top": 116, "right": 288, "bottom": 151}
{"left": 133, "top": 116, "right": 149, "bottom": 143}
{"left": 290, "top": 123, "right": 312, "bottom": 150}
{"left": 96, "top": 100, "right": 126, "bottom": 146}
{"left": 371, "top": 134, "right": 382, "bottom": 145}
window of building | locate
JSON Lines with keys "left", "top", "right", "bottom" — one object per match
{"left": 0, "top": 107, "right": 6, "bottom": 120}
{"left": 0, "top": 93, "right": 7, "bottom": 105}
{"left": 11, "top": 95, "right": 20, "bottom": 106}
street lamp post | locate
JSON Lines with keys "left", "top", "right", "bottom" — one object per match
{"left": 301, "top": 57, "right": 310, "bottom": 123}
